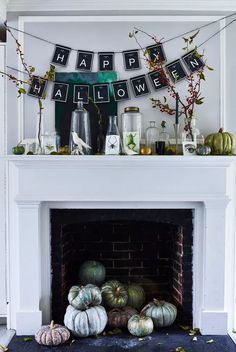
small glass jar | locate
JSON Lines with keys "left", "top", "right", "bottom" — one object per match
{"left": 121, "top": 106, "right": 142, "bottom": 155}
{"left": 69, "top": 101, "right": 92, "bottom": 155}
{"left": 145, "top": 121, "right": 159, "bottom": 154}
{"left": 105, "top": 115, "right": 121, "bottom": 155}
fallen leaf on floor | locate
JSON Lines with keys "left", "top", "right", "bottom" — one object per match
{"left": 192, "top": 336, "right": 198, "bottom": 341}
{"left": 23, "top": 337, "right": 32, "bottom": 342}
{"left": 107, "top": 328, "right": 122, "bottom": 335}
{"left": 179, "top": 325, "right": 191, "bottom": 331}
{"left": 189, "top": 328, "right": 200, "bottom": 336}
{"left": 206, "top": 339, "right": 214, "bottom": 344}
{"left": 138, "top": 338, "right": 144, "bottom": 341}
{"left": 0, "top": 345, "right": 8, "bottom": 352}
{"left": 70, "top": 340, "right": 76, "bottom": 346}
{"left": 175, "top": 347, "right": 186, "bottom": 352}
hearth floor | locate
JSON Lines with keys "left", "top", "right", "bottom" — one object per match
{"left": 8, "top": 328, "right": 236, "bottom": 352}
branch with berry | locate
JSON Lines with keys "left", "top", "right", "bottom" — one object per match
{"left": 129, "top": 29, "right": 213, "bottom": 141}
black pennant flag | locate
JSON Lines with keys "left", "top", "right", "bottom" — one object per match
{"left": 182, "top": 50, "right": 205, "bottom": 73}
{"left": 165, "top": 59, "right": 187, "bottom": 83}
{"left": 146, "top": 43, "right": 166, "bottom": 63}
{"left": 73, "top": 85, "right": 90, "bottom": 104}
{"left": 28, "top": 76, "right": 48, "bottom": 98}
{"left": 98, "top": 52, "right": 114, "bottom": 71}
{"left": 123, "top": 50, "right": 140, "bottom": 70}
{"left": 76, "top": 50, "right": 94, "bottom": 71}
{"left": 130, "top": 75, "right": 150, "bottom": 97}
{"left": 148, "top": 70, "right": 168, "bottom": 91}
{"left": 51, "top": 83, "right": 69, "bottom": 102}
{"left": 93, "top": 83, "right": 110, "bottom": 103}
{"left": 51, "top": 45, "right": 71, "bottom": 66}
{"left": 112, "top": 80, "right": 130, "bottom": 101}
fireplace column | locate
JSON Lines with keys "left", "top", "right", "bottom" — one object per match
{"left": 14, "top": 201, "right": 42, "bottom": 335}
{"left": 200, "top": 199, "right": 230, "bottom": 335}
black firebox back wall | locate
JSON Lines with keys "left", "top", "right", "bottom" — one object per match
{"left": 50, "top": 209, "right": 193, "bottom": 325}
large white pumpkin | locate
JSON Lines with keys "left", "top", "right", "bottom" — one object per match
{"left": 64, "top": 304, "right": 107, "bottom": 337}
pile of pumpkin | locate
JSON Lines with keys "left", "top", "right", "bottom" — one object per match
{"left": 64, "top": 260, "right": 177, "bottom": 338}
{"left": 35, "top": 260, "right": 177, "bottom": 345}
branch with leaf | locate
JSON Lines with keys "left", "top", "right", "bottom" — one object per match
{"left": 0, "top": 24, "right": 55, "bottom": 150}
{"left": 130, "top": 29, "right": 213, "bottom": 141}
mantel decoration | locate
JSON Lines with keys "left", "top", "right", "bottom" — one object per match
{"left": 1, "top": 14, "right": 236, "bottom": 156}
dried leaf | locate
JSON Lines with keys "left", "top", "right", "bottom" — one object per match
{"left": 0, "top": 345, "right": 8, "bottom": 352}
{"left": 70, "top": 339, "right": 76, "bottom": 346}
{"left": 23, "top": 337, "right": 32, "bottom": 342}
{"left": 138, "top": 338, "right": 144, "bottom": 341}
{"left": 175, "top": 347, "right": 186, "bottom": 352}
{"left": 107, "top": 328, "right": 122, "bottom": 335}
{"left": 192, "top": 336, "right": 198, "bottom": 342}
{"left": 179, "top": 325, "right": 191, "bottom": 331}
{"left": 189, "top": 328, "right": 200, "bottom": 336}
{"left": 206, "top": 339, "right": 214, "bottom": 344}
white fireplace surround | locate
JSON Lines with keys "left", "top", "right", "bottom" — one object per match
{"left": 5, "top": 155, "right": 236, "bottom": 336}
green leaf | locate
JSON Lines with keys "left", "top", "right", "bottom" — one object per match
{"left": 18, "top": 88, "right": 26, "bottom": 95}
{"left": 182, "top": 37, "right": 189, "bottom": 43}
{"left": 190, "top": 30, "right": 200, "bottom": 40}
{"left": 195, "top": 98, "right": 204, "bottom": 105}
{"left": 23, "top": 337, "right": 32, "bottom": 342}
{"left": 199, "top": 72, "right": 205, "bottom": 81}
{"left": 163, "top": 96, "right": 167, "bottom": 103}
{"left": 206, "top": 65, "right": 214, "bottom": 71}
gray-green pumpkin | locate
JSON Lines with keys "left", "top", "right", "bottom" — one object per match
{"left": 196, "top": 144, "right": 211, "bottom": 155}
{"left": 204, "top": 128, "right": 235, "bottom": 155}
{"left": 141, "top": 299, "right": 177, "bottom": 327}
{"left": 79, "top": 260, "right": 106, "bottom": 286}
{"left": 64, "top": 304, "right": 107, "bottom": 337}
{"left": 127, "top": 284, "right": 146, "bottom": 310}
{"left": 127, "top": 314, "right": 153, "bottom": 337}
{"left": 68, "top": 284, "right": 102, "bottom": 310}
{"left": 101, "top": 280, "right": 128, "bottom": 308}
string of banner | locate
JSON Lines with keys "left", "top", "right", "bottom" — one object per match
{"left": 5, "top": 13, "right": 236, "bottom": 104}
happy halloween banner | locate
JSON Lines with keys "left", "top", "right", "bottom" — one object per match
{"left": 28, "top": 48, "right": 204, "bottom": 104}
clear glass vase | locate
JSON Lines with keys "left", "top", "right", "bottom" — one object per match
{"left": 145, "top": 121, "right": 159, "bottom": 154}
{"left": 105, "top": 115, "right": 121, "bottom": 155}
{"left": 36, "top": 111, "right": 59, "bottom": 154}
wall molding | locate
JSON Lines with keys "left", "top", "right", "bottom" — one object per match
{"left": 6, "top": 0, "right": 236, "bottom": 14}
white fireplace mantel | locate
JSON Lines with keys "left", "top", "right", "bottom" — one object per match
{"left": 5, "top": 155, "right": 236, "bottom": 336}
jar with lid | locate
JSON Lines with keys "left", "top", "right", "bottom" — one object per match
{"left": 69, "top": 101, "right": 92, "bottom": 155}
{"left": 145, "top": 121, "right": 159, "bottom": 154}
{"left": 105, "top": 115, "right": 121, "bottom": 155}
{"left": 121, "top": 106, "right": 142, "bottom": 155}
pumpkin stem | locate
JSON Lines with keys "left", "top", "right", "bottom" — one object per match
{"left": 50, "top": 320, "right": 54, "bottom": 329}
{"left": 219, "top": 128, "right": 224, "bottom": 133}
{"left": 140, "top": 304, "right": 151, "bottom": 316}
{"left": 115, "top": 287, "right": 121, "bottom": 296}
{"left": 153, "top": 298, "right": 164, "bottom": 306}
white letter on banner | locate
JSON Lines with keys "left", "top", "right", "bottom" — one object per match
{"left": 57, "top": 53, "right": 65, "bottom": 63}
{"left": 33, "top": 85, "right": 42, "bottom": 94}
{"left": 171, "top": 70, "right": 180, "bottom": 81}
{"left": 189, "top": 58, "right": 200, "bottom": 68}
{"left": 98, "top": 91, "right": 104, "bottom": 99}
{"left": 135, "top": 84, "right": 145, "bottom": 93}
{"left": 117, "top": 89, "right": 125, "bottom": 97}
{"left": 55, "top": 89, "right": 62, "bottom": 98}
{"left": 79, "top": 59, "right": 87, "bottom": 67}
{"left": 103, "top": 60, "right": 109, "bottom": 68}
{"left": 129, "top": 58, "right": 135, "bottom": 66}
{"left": 153, "top": 78, "right": 161, "bottom": 88}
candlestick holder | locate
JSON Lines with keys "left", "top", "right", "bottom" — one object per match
{"left": 173, "top": 123, "right": 179, "bottom": 155}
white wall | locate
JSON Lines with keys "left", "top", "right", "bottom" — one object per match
{"left": 0, "top": 44, "right": 6, "bottom": 318}
{"left": 6, "top": 14, "right": 232, "bottom": 151}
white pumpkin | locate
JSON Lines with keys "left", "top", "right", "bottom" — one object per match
{"left": 64, "top": 304, "right": 107, "bottom": 337}
{"left": 141, "top": 299, "right": 177, "bottom": 327}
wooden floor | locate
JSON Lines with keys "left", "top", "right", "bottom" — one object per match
{"left": 0, "top": 326, "right": 15, "bottom": 346}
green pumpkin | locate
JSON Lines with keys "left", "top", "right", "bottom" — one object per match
{"left": 196, "top": 145, "right": 211, "bottom": 156}
{"left": 126, "top": 284, "right": 146, "bottom": 310}
{"left": 205, "top": 128, "right": 235, "bottom": 155}
{"left": 141, "top": 299, "right": 177, "bottom": 327}
{"left": 79, "top": 260, "right": 106, "bottom": 286}
{"left": 101, "top": 280, "right": 128, "bottom": 308}
{"left": 64, "top": 304, "right": 107, "bottom": 337}
{"left": 68, "top": 284, "right": 102, "bottom": 310}
{"left": 127, "top": 314, "right": 153, "bottom": 337}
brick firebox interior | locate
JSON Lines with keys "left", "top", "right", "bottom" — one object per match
{"left": 51, "top": 209, "right": 193, "bottom": 325}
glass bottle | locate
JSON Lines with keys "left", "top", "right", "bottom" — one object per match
{"left": 105, "top": 115, "right": 120, "bottom": 155}
{"left": 182, "top": 118, "right": 204, "bottom": 146}
{"left": 145, "top": 121, "right": 159, "bottom": 154}
{"left": 69, "top": 101, "right": 92, "bottom": 155}
{"left": 156, "top": 121, "right": 169, "bottom": 155}
{"left": 121, "top": 107, "right": 142, "bottom": 155}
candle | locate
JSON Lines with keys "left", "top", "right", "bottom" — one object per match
{"left": 175, "top": 93, "right": 179, "bottom": 125}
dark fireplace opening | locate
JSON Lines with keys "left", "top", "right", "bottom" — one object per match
{"left": 51, "top": 209, "right": 193, "bottom": 326}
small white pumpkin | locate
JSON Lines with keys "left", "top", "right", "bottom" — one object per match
{"left": 35, "top": 320, "right": 70, "bottom": 346}
{"left": 141, "top": 299, "right": 177, "bottom": 327}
